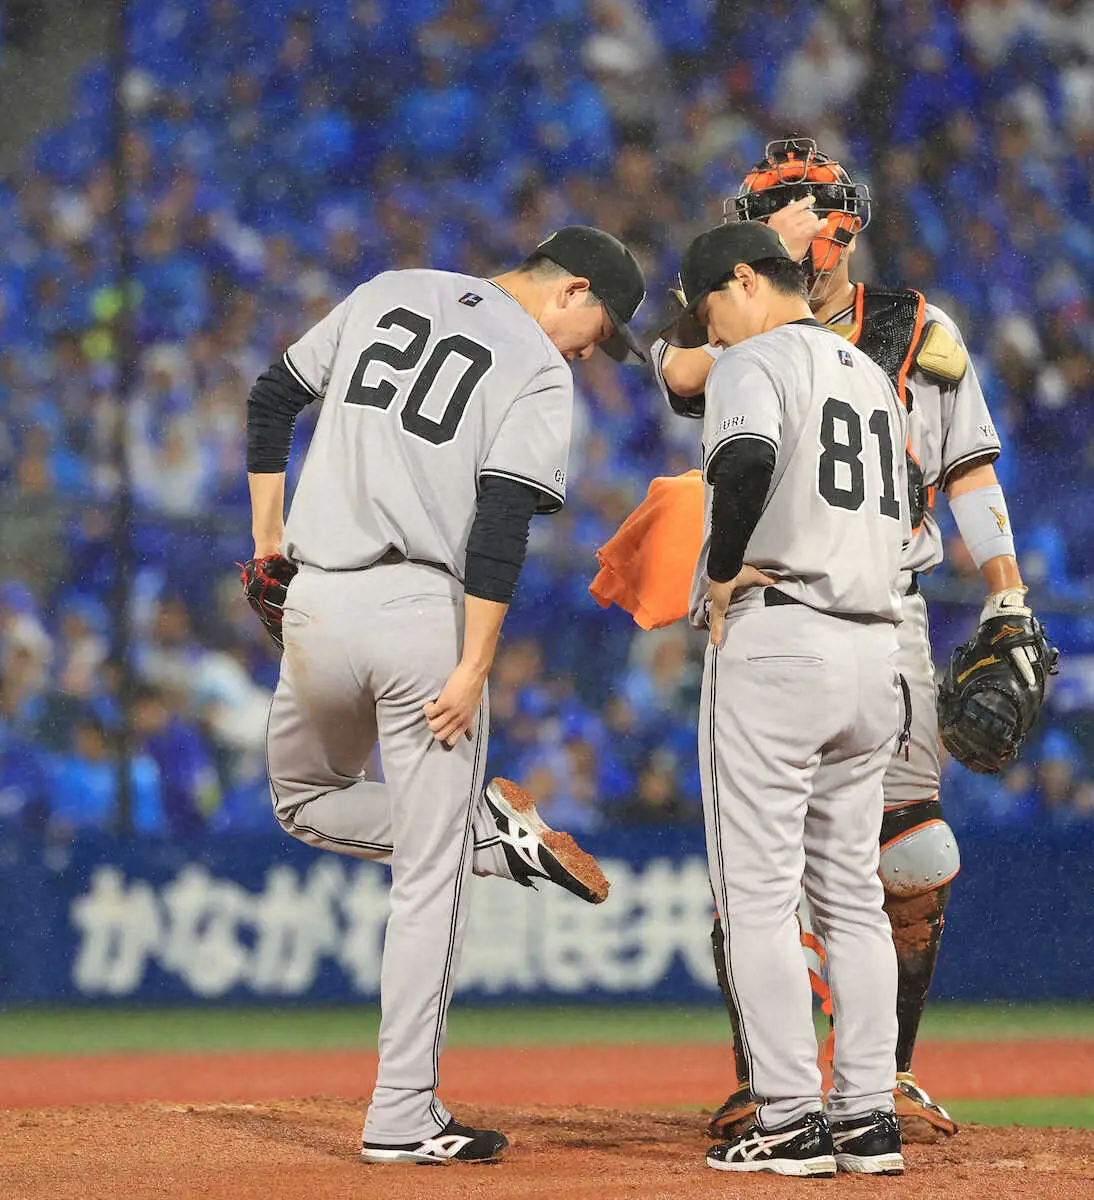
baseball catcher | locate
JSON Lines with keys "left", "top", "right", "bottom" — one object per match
{"left": 652, "top": 137, "right": 1059, "bottom": 1143}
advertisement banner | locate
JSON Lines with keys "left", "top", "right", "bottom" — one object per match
{"left": 1, "top": 828, "right": 1091, "bottom": 1004}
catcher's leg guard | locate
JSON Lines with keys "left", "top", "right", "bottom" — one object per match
{"left": 709, "top": 913, "right": 755, "bottom": 1138}
{"left": 880, "top": 798, "right": 959, "bottom": 1141}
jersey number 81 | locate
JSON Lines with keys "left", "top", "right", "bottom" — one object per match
{"left": 818, "top": 397, "right": 901, "bottom": 520}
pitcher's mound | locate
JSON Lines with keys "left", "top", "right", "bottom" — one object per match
{"left": 3, "top": 1098, "right": 1094, "bottom": 1200}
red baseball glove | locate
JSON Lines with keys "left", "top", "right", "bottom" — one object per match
{"left": 239, "top": 554, "right": 298, "bottom": 649}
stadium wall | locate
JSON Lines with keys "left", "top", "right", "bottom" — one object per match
{"left": 2, "top": 828, "right": 1090, "bottom": 1004}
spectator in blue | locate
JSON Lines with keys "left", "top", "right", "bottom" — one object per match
{"left": 1032, "top": 729, "right": 1094, "bottom": 827}
{"left": 390, "top": 53, "right": 485, "bottom": 175}
{"left": 47, "top": 717, "right": 163, "bottom": 835}
{"left": 0, "top": 728, "right": 48, "bottom": 833}
{"left": 132, "top": 685, "right": 217, "bottom": 835}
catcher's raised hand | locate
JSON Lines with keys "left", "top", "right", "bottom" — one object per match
{"left": 239, "top": 553, "right": 298, "bottom": 648}
{"left": 766, "top": 196, "right": 824, "bottom": 263}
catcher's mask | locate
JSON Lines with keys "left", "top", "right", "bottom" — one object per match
{"left": 727, "top": 137, "right": 871, "bottom": 302}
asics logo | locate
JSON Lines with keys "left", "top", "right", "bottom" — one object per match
{"left": 728, "top": 1127, "right": 803, "bottom": 1161}
{"left": 833, "top": 1124, "right": 878, "bottom": 1145}
{"left": 419, "top": 1134, "right": 474, "bottom": 1158}
{"left": 499, "top": 820, "right": 545, "bottom": 872}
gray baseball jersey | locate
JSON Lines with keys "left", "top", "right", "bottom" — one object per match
{"left": 689, "top": 322, "right": 909, "bottom": 626}
{"left": 655, "top": 301, "right": 1001, "bottom": 579}
{"left": 266, "top": 268, "right": 576, "bottom": 1147}
{"left": 282, "top": 270, "right": 573, "bottom": 575}
{"left": 839, "top": 300, "right": 1000, "bottom": 576}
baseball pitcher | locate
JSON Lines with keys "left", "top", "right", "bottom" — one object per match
{"left": 243, "top": 227, "right": 645, "bottom": 1165}
{"left": 675, "top": 220, "right": 909, "bottom": 1176}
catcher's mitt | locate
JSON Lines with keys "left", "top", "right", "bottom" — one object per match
{"left": 239, "top": 554, "right": 298, "bottom": 649}
{"left": 938, "top": 589, "right": 1059, "bottom": 774}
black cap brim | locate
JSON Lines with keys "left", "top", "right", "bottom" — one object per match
{"left": 650, "top": 289, "right": 710, "bottom": 351}
{"left": 601, "top": 302, "right": 647, "bottom": 364}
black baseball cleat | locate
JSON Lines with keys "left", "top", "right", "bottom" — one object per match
{"left": 706, "top": 1111, "right": 836, "bottom": 1176}
{"left": 361, "top": 1118, "right": 509, "bottom": 1165}
{"left": 830, "top": 1108, "right": 905, "bottom": 1175}
{"left": 484, "top": 777, "right": 610, "bottom": 904}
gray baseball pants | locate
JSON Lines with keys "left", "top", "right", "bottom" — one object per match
{"left": 700, "top": 597, "right": 901, "bottom": 1130}
{"left": 265, "top": 561, "right": 512, "bottom": 1143}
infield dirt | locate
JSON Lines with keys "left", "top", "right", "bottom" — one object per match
{"left": 2, "top": 1042, "right": 1093, "bottom": 1199}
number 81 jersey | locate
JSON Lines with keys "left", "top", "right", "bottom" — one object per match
{"left": 281, "top": 270, "right": 573, "bottom": 575}
{"left": 692, "top": 321, "right": 910, "bottom": 624}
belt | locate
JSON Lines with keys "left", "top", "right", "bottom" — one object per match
{"left": 906, "top": 571, "right": 920, "bottom": 596}
{"left": 375, "top": 548, "right": 451, "bottom": 575}
{"left": 764, "top": 588, "right": 801, "bottom": 608}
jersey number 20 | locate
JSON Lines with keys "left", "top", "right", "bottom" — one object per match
{"left": 344, "top": 307, "right": 494, "bottom": 446}
{"left": 818, "top": 397, "right": 901, "bottom": 519}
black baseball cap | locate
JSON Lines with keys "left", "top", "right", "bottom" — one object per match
{"left": 679, "top": 221, "right": 794, "bottom": 313}
{"left": 534, "top": 226, "right": 647, "bottom": 363}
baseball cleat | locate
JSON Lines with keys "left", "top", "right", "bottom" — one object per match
{"left": 831, "top": 1108, "right": 905, "bottom": 1175}
{"left": 706, "top": 1112, "right": 836, "bottom": 1176}
{"left": 484, "top": 777, "right": 610, "bottom": 904}
{"left": 707, "top": 1080, "right": 757, "bottom": 1139}
{"left": 361, "top": 1118, "right": 508, "bottom": 1165}
{"left": 894, "top": 1070, "right": 958, "bottom": 1141}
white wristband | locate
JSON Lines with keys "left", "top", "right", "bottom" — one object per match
{"left": 949, "top": 483, "right": 1016, "bottom": 569}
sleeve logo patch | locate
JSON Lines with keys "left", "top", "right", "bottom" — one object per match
{"left": 990, "top": 505, "right": 1008, "bottom": 533}
{"left": 720, "top": 414, "right": 747, "bottom": 432}
{"left": 838, "top": 348, "right": 854, "bottom": 367}
{"left": 459, "top": 292, "right": 483, "bottom": 307}
{"left": 978, "top": 423, "right": 997, "bottom": 440}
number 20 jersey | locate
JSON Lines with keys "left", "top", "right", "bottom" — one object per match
{"left": 281, "top": 270, "right": 573, "bottom": 576}
{"left": 690, "top": 322, "right": 910, "bottom": 625}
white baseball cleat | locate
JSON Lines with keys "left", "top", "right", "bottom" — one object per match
{"left": 484, "top": 777, "right": 610, "bottom": 904}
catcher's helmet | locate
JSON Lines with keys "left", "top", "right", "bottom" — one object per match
{"left": 727, "top": 137, "right": 871, "bottom": 301}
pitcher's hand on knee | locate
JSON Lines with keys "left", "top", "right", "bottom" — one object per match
{"left": 425, "top": 662, "right": 486, "bottom": 747}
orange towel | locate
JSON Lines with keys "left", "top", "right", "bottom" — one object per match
{"left": 589, "top": 470, "right": 705, "bottom": 630}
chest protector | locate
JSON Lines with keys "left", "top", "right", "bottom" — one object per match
{"left": 846, "top": 283, "right": 932, "bottom": 532}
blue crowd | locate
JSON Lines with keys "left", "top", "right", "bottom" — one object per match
{"left": 1, "top": 0, "right": 1092, "bottom": 839}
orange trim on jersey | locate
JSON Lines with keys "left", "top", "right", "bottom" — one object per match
{"left": 896, "top": 292, "right": 927, "bottom": 409}
{"left": 880, "top": 817, "right": 945, "bottom": 854}
{"left": 848, "top": 282, "right": 865, "bottom": 346}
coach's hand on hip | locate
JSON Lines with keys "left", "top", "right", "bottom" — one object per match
{"left": 425, "top": 662, "right": 486, "bottom": 747}
{"left": 708, "top": 565, "right": 775, "bottom": 647}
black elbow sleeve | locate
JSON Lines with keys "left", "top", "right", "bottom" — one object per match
{"left": 464, "top": 476, "right": 540, "bottom": 603}
{"left": 247, "top": 360, "right": 315, "bottom": 473}
{"left": 707, "top": 437, "right": 777, "bottom": 583}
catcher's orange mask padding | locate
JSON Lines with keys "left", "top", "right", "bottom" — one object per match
{"left": 730, "top": 139, "right": 870, "bottom": 300}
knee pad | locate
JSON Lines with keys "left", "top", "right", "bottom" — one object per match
{"left": 879, "top": 798, "right": 960, "bottom": 899}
